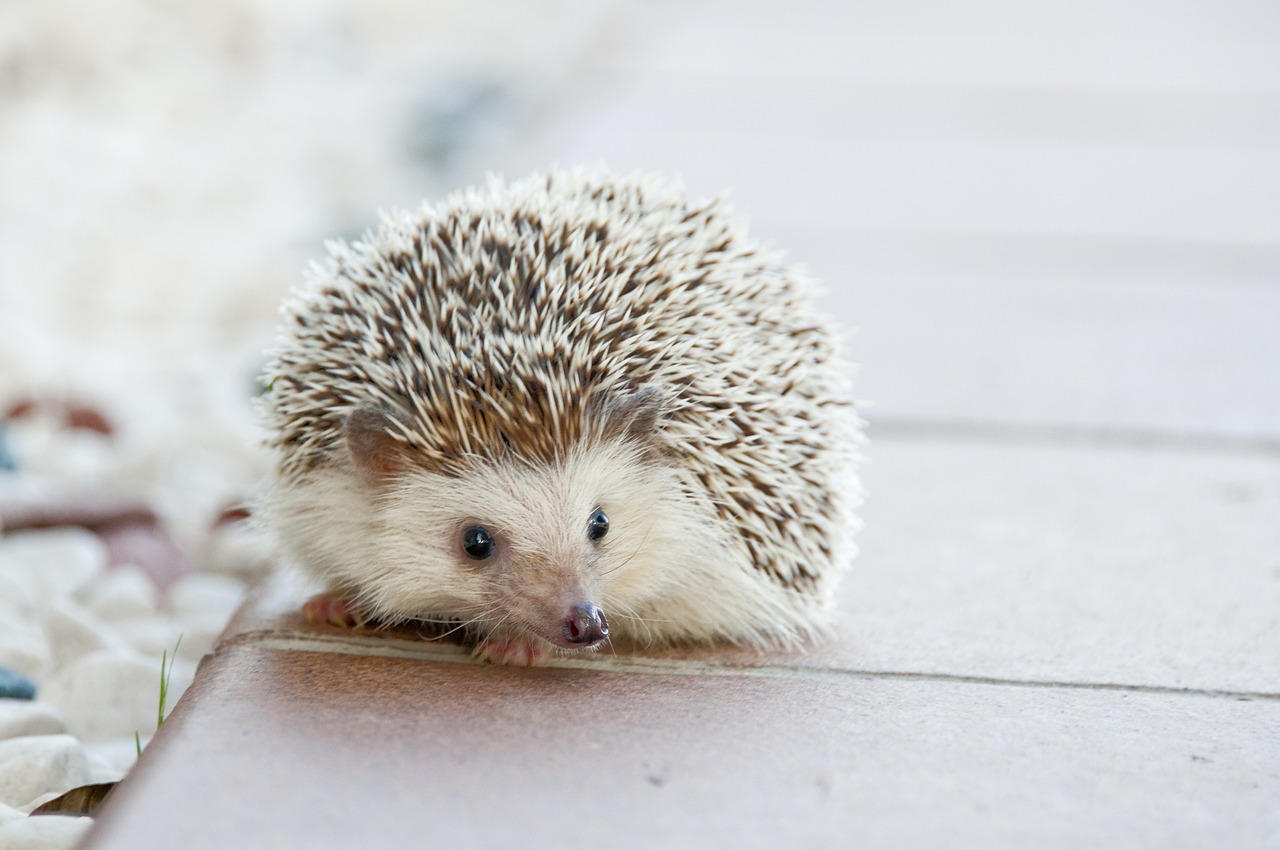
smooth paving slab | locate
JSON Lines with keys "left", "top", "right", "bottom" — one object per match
{"left": 758, "top": 224, "right": 1280, "bottom": 287}
{"left": 817, "top": 272, "right": 1280, "bottom": 443}
{"left": 616, "top": 0, "right": 1280, "bottom": 93}
{"left": 518, "top": 128, "right": 1280, "bottom": 244}
{"left": 80, "top": 634, "right": 1280, "bottom": 850}
{"left": 513, "top": 2, "right": 1280, "bottom": 244}
{"left": 843, "top": 436, "right": 1280, "bottom": 695}
{"left": 645, "top": 194, "right": 1280, "bottom": 439}
{"left": 556, "top": 75, "right": 1280, "bottom": 152}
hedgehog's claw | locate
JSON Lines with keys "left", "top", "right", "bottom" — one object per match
{"left": 474, "top": 635, "right": 552, "bottom": 667}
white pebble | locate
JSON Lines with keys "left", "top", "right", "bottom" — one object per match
{"left": 167, "top": 572, "right": 246, "bottom": 621}
{"left": 83, "top": 738, "right": 139, "bottom": 784}
{"left": 0, "top": 702, "right": 66, "bottom": 740}
{"left": 0, "top": 735, "right": 91, "bottom": 809}
{"left": 168, "top": 619, "right": 221, "bottom": 664}
{"left": 43, "top": 599, "right": 133, "bottom": 672}
{"left": 165, "top": 658, "right": 196, "bottom": 700}
{"left": 0, "top": 614, "right": 51, "bottom": 683}
{"left": 0, "top": 578, "right": 46, "bottom": 675}
{"left": 0, "top": 572, "right": 38, "bottom": 616}
{"left": 0, "top": 814, "right": 93, "bottom": 850}
{"left": 111, "top": 616, "right": 184, "bottom": 661}
{"left": 0, "top": 529, "right": 106, "bottom": 602}
{"left": 37, "top": 652, "right": 160, "bottom": 743}
{"left": 76, "top": 565, "right": 158, "bottom": 621}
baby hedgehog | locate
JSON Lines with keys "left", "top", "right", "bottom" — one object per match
{"left": 259, "top": 169, "right": 862, "bottom": 666}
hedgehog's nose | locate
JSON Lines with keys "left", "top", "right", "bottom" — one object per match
{"left": 563, "top": 603, "right": 608, "bottom": 647}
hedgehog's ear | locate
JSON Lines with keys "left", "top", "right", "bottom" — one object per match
{"left": 594, "top": 385, "right": 667, "bottom": 444}
{"left": 345, "top": 406, "right": 414, "bottom": 487}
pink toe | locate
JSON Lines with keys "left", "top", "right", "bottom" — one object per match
{"left": 475, "top": 636, "right": 552, "bottom": 667}
{"left": 301, "top": 593, "right": 365, "bottom": 628}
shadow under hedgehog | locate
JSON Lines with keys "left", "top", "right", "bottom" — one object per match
{"left": 258, "top": 168, "right": 863, "bottom": 666}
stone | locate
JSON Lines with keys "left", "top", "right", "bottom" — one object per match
{"left": 0, "top": 492, "right": 155, "bottom": 534}
{"left": 0, "top": 666, "right": 36, "bottom": 700}
{"left": 37, "top": 652, "right": 160, "bottom": 743}
{"left": 0, "top": 528, "right": 106, "bottom": 601}
{"left": 0, "top": 428, "right": 15, "bottom": 472}
{"left": 0, "top": 562, "right": 40, "bottom": 612}
{"left": 2, "top": 397, "right": 114, "bottom": 436}
{"left": 43, "top": 599, "right": 132, "bottom": 672}
{"left": 167, "top": 572, "right": 246, "bottom": 622}
{"left": 0, "top": 734, "right": 90, "bottom": 809}
{"left": 0, "top": 814, "right": 93, "bottom": 850}
{"left": 167, "top": 615, "right": 225, "bottom": 664}
{"left": 0, "top": 578, "right": 39, "bottom": 627}
{"left": 97, "top": 520, "right": 191, "bottom": 590}
{"left": 0, "top": 702, "right": 66, "bottom": 739}
{"left": 84, "top": 738, "right": 140, "bottom": 784}
{"left": 0, "top": 623, "right": 51, "bottom": 683}
{"left": 111, "top": 616, "right": 185, "bottom": 662}
{"left": 0, "top": 582, "right": 40, "bottom": 630}
{"left": 77, "top": 564, "right": 159, "bottom": 620}
{"left": 165, "top": 659, "right": 196, "bottom": 702}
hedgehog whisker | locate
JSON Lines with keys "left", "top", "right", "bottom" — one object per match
{"left": 604, "top": 599, "right": 668, "bottom": 648}
{"left": 408, "top": 615, "right": 478, "bottom": 626}
{"left": 606, "top": 608, "right": 676, "bottom": 624}
{"left": 425, "top": 619, "right": 474, "bottom": 642}
{"left": 416, "top": 599, "right": 506, "bottom": 642}
{"left": 482, "top": 607, "right": 517, "bottom": 638}
{"left": 467, "top": 597, "right": 509, "bottom": 632}
{"left": 604, "top": 606, "right": 675, "bottom": 627}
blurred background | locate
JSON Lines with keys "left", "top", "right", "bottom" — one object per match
{"left": 1, "top": 0, "right": 1277, "bottom": 534}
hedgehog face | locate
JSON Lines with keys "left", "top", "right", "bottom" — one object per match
{"left": 311, "top": 389, "right": 722, "bottom": 650}
{"left": 363, "top": 437, "right": 697, "bottom": 650}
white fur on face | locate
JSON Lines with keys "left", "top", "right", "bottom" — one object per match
{"left": 375, "top": 440, "right": 686, "bottom": 642}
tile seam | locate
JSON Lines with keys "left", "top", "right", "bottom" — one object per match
{"left": 215, "top": 629, "right": 1280, "bottom": 702}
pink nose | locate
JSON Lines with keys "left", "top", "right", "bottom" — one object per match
{"left": 563, "top": 603, "right": 608, "bottom": 647}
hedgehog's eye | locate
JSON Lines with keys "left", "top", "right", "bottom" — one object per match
{"left": 586, "top": 507, "right": 609, "bottom": 542}
{"left": 461, "top": 525, "right": 495, "bottom": 560}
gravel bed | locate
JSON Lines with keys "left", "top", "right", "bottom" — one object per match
{"left": 0, "top": 409, "right": 269, "bottom": 847}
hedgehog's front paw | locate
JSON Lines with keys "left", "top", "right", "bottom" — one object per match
{"left": 474, "top": 635, "right": 553, "bottom": 667}
{"left": 301, "top": 593, "right": 368, "bottom": 628}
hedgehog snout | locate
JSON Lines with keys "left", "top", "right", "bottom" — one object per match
{"left": 562, "top": 602, "right": 608, "bottom": 648}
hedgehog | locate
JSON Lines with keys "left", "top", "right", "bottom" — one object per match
{"left": 258, "top": 169, "right": 863, "bottom": 666}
